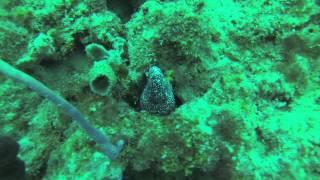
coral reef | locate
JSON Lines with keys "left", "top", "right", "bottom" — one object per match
{"left": 0, "top": 59, "right": 124, "bottom": 160}
{"left": 0, "top": 0, "right": 319, "bottom": 179}
{"left": 17, "top": 33, "right": 56, "bottom": 66}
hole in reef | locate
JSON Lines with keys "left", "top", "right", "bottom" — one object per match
{"left": 65, "top": 94, "right": 78, "bottom": 102}
{"left": 174, "top": 94, "right": 183, "bottom": 108}
{"left": 263, "top": 34, "right": 277, "bottom": 44}
{"left": 24, "top": 68, "right": 35, "bottom": 75}
{"left": 122, "top": 73, "right": 147, "bottom": 111}
{"left": 107, "top": 0, "right": 146, "bottom": 22}
{"left": 255, "top": 127, "right": 264, "bottom": 141}
{"left": 122, "top": 42, "right": 130, "bottom": 65}
{"left": 72, "top": 31, "right": 88, "bottom": 52}
{"left": 122, "top": 163, "right": 229, "bottom": 180}
{"left": 102, "top": 40, "right": 113, "bottom": 51}
{"left": 107, "top": 0, "right": 134, "bottom": 22}
{"left": 122, "top": 165, "right": 160, "bottom": 180}
{"left": 315, "top": 96, "right": 320, "bottom": 105}
{"left": 308, "top": 28, "right": 314, "bottom": 33}
{"left": 124, "top": 82, "right": 146, "bottom": 111}
{"left": 81, "top": 85, "right": 91, "bottom": 95}
{"left": 39, "top": 58, "right": 61, "bottom": 69}
{"left": 92, "top": 75, "right": 110, "bottom": 94}
{"left": 270, "top": 92, "right": 292, "bottom": 110}
{"left": 209, "top": 154, "right": 233, "bottom": 179}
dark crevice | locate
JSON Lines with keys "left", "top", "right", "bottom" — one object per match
{"left": 122, "top": 42, "right": 130, "bottom": 65}
{"left": 81, "top": 85, "right": 92, "bottom": 95}
{"left": 39, "top": 58, "right": 61, "bottom": 69}
{"left": 122, "top": 161, "right": 232, "bottom": 180}
{"left": 65, "top": 94, "right": 78, "bottom": 103}
{"left": 255, "top": 127, "right": 280, "bottom": 152}
{"left": 174, "top": 94, "right": 183, "bottom": 107}
{"left": 123, "top": 164, "right": 162, "bottom": 180}
{"left": 72, "top": 31, "right": 87, "bottom": 52}
{"left": 124, "top": 81, "right": 146, "bottom": 111}
{"left": 102, "top": 40, "right": 113, "bottom": 51}
{"left": 24, "top": 68, "right": 36, "bottom": 76}
{"left": 107, "top": 0, "right": 146, "bottom": 22}
{"left": 209, "top": 154, "right": 233, "bottom": 180}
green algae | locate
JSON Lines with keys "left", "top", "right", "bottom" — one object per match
{"left": 0, "top": 0, "right": 319, "bottom": 179}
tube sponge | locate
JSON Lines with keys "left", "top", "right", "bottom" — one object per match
{"left": 85, "top": 43, "right": 108, "bottom": 61}
{"left": 0, "top": 59, "right": 124, "bottom": 160}
{"left": 89, "top": 60, "right": 116, "bottom": 96}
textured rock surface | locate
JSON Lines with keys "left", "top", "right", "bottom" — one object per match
{"left": 0, "top": 0, "right": 319, "bottom": 179}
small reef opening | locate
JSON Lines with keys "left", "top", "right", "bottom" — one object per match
{"left": 81, "top": 85, "right": 92, "bottom": 95}
{"left": 39, "top": 58, "right": 61, "bottom": 69}
{"left": 174, "top": 94, "right": 183, "bottom": 108}
{"left": 122, "top": 164, "right": 230, "bottom": 180}
{"left": 65, "top": 94, "right": 78, "bottom": 103}
{"left": 107, "top": 0, "right": 146, "bottom": 22}
{"left": 72, "top": 31, "right": 88, "bottom": 53}
{"left": 123, "top": 78, "right": 146, "bottom": 111}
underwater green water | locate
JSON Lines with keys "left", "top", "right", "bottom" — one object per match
{"left": 0, "top": 0, "right": 319, "bottom": 179}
